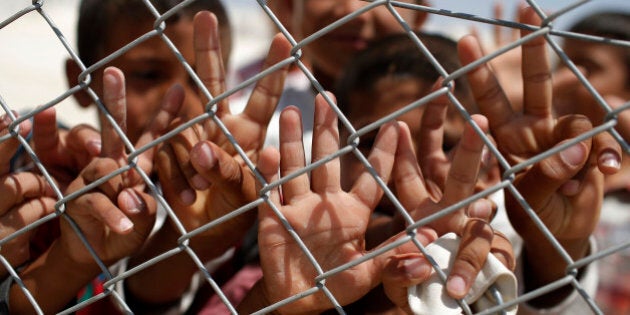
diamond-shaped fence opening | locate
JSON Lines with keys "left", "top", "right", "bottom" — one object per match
{"left": 0, "top": 0, "right": 629, "bottom": 314}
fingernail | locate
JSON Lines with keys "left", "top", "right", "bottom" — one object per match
{"left": 193, "top": 142, "right": 216, "bottom": 169}
{"left": 191, "top": 174, "right": 210, "bottom": 190}
{"left": 87, "top": 140, "right": 102, "bottom": 156}
{"left": 561, "top": 179, "right": 580, "bottom": 196}
{"left": 447, "top": 275, "right": 467, "bottom": 297}
{"left": 559, "top": 143, "right": 586, "bottom": 166}
{"left": 468, "top": 199, "right": 492, "bottom": 220}
{"left": 180, "top": 189, "right": 195, "bottom": 205}
{"left": 599, "top": 151, "right": 620, "bottom": 170}
{"left": 401, "top": 257, "right": 431, "bottom": 280}
{"left": 481, "top": 146, "right": 492, "bottom": 167}
{"left": 121, "top": 189, "right": 143, "bottom": 214}
{"left": 119, "top": 217, "right": 134, "bottom": 232}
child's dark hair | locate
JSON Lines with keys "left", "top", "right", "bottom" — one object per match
{"left": 77, "top": 0, "right": 230, "bottom": 66}
{"left": 567, "top": 12, "right": 630, "bottom": 87}
{"left": 334, "top": 31, "right": 473, "bottom": 115}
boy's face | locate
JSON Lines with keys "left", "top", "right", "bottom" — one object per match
{"left": 340, "top": 76, "right": 497, "bottom": 212}
{"left": 292, "top": 0, "right": 426, "bottom": 80}
{"left": 340, "top": 76, "right": 429, "bottom": 192}
{"left": 75, "top": 16, "right": 228, "bottom": 144}
{"left": 556, "top": 39, "right": 630, "bottom": 121}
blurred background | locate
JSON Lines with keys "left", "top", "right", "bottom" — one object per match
{"left": 0, "top": 0, "right": 628, "bottom": 127}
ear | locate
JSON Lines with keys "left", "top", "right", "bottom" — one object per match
{"left": 268, "top": 0, "right": 295, "bottom": 32}
{"left": 412, "top": 0, "right": 429, "bottom": 30}
{"left": 65, "top": 58, "right": 94, "bottom": 108}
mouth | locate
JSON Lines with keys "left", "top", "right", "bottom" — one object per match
{"left": 326, "top": 34, "right": 369, "bottom": 51}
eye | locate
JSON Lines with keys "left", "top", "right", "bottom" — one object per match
{"left": 129, "top": 69, "right": 165, "bottom": 82}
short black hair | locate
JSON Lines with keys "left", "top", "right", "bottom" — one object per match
{"left": 567, "top": 12, "right": 630, "bottom": 88}
{"left": 77, "top": 0, "right": 230, "bottom": 66}
{"left": 335, "top": 31, "right": 472, "bottom": 115}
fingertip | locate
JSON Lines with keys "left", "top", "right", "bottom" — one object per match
{"left": 119, "top": 188, "right": 146, "bottom": 215}
{"left": 118, "top": 216, "right": 134, "bottom": 233}
{"left": 258, "top": 146, "right": 280, "bottom": 181}
{"left": 191, "top": 141, "right": 217, "bottom": 171}
{"left": 446, "top": 275, "right": 468, "bottom": 299}
{"left": 598, "top": 150, "right": 621, "bottom": 174}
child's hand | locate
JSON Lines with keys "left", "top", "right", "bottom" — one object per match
{"left": 253, "top": 93, "right": 403, "bottom": 313}
{"left": 0, "top": 113, "right": 56, "bottom": 278}
{"left": 60, "top": 67, "right": 178, "bottom": 266}
{"left": 156, "top": 11, "right": 291, "bottom": 258}
{"left": 32, "top": 108, "right": 101, "bottom": 189}
{"left": 391, "top": 104, "right": 514, "bottom": 301}
{"left": 458, "top": 6, "right": 622, "bottom": 304}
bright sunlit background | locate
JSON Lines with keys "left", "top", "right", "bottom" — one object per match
{"left": 0, "top": 0, "right": 628, "bottom": 127}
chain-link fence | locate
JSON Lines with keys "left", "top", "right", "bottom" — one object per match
{"left": 1, "top": 0, "right": 629, "bottom": 314}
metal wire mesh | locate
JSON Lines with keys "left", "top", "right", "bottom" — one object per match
{"left": 0, "top": 0, "right": 629, "bottom": 314}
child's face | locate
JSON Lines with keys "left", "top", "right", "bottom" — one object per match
{"left": 556, "top": 39, "right": 630, "bottom": 121}
{"left": 84, "top": 16, "right": 224, "bottom": 144}
{"left": 293, "top": 0, "right": 426, "bottom": 80}
{"left": 340, "top": 76, "right": 429, "bottom": 191}
{"left": 340, "top": 76, "right": 497, "bottom": 211}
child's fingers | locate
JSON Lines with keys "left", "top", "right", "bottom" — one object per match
{"left": 458, "top": 35, "right": 514, "bottom": 131}
{"left": 242, "top": 33, "right": 292, "bottom": 129}
{"left": 519, "top": 7, "right": 552, "bottom": 118}
{"left": 351, "top": 120, "right": 399, "bottom": 210}
{"left": 490, "top": 230, "right": 515, "bottom": 272}
{"left": 0, "top": 173, "right": 55, "bottom": 216}
{"left": 256, "top": 146, "right": 282, "bottom": 219}
{"left": 0, "top": 112, "right": 32, "bottom": 174}
{"left": 66, "top": 124, "right": 102, "bottom": 158}
{"left": 157, "top": 143, "right": 195, "bottom": 206}
{"left": 74, "top": 192, "right": 134, "bottom": 234}
{"left": 513, "top": 116, "right": 592, "bottom": 207}
{"left": 446, "top": 219, "right": 493, "bottom": 299}
{"left": 381, "top": 253, "right": 432, "bottom": 314}
{"left": 32, "top": 107, "right": 60, "bottom": 157}
{"left": 190, "top": 140, "right": 257, "bottom": 204}
{"left": 442, "top": 115, "right": 488, "bottom": 208}
{"left": 193, "top": 11, "right": 229, "bottom": 116}
{"left": 592, "top": 131, "right": 622, "bottom": 175}
{"left": 135, "top": 83, "right": 184, "bottom": 174}
{"left": 168, "top": 124, "right": 204, "bottom": 197}
{"left": 79, "top": 158, "right": 126, "bottom": 202}
{"left": 393, "top": 122, "right": 430, "bottom": 212}
{"left": 418, "top": 80, "right": 450, "bottom": 192}
{"left": 311, "top": 93, "right": 342, "bottom": 194}
{"left": 100, "top": 67, "right": 127, "bottom": 160}
{"left": 278, "top": 106, "right": 310, "bottom": 202}
{"left": 118, "top": 188, "right": 157, "bottom": 229}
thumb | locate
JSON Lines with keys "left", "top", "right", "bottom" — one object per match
{"left": 382, "top": 253, "right": 433, "bottom": 314}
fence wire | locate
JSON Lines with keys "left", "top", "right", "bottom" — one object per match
{"left": 0, "top": 0, "right": 629, "bottom": 314}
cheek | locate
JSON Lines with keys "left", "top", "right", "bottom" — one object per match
{"left": 124, "top": 91, "right": 163, "bottom": 140}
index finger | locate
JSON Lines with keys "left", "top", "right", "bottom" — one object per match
{"left": 0, "top": 112, "right": 32, "bottom": 174}
{"left": 242, "top": 33, "right": 292, "bottom": 127}
{"left": 520, "top": 7, "right": 553, "bottom": 118}
{"left": 458, "top": 35, "right": 514, "bottom": 131}
{"left": 100, "top": 67, "right": 127, "bottom": 159}
{"left": 193, "top": 11, "right": 229, "bottom": 116}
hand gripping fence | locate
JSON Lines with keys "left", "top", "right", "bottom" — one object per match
{"left": 0, "top": 0, "right": 629, "bottom": 314}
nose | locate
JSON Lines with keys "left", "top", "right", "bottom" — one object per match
{"left": 333, "top": 0, "right": 370, "bottom": 20}
{"left": 181, "top": 82, "right": 204, "bottom": 120}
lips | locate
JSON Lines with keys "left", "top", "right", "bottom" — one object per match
{"left": 325, "top": 33, "right": 369, "bottom": 51}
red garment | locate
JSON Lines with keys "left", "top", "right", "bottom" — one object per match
{"left": 198, "top": 264, "right": 263, "bottom": 314}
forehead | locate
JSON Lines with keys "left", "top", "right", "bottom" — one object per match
{"left": 347, "top": 76, "right": 431, "bottom": 123}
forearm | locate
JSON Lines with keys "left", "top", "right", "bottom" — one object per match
{"left": 521, "top": 235, "right": 590, "bottom": 308}
{"left": 125, "top": 222, "right": 228, "bottom": 305}
{"left": 9, "top": 240, "right": 100, "bottom": 314}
